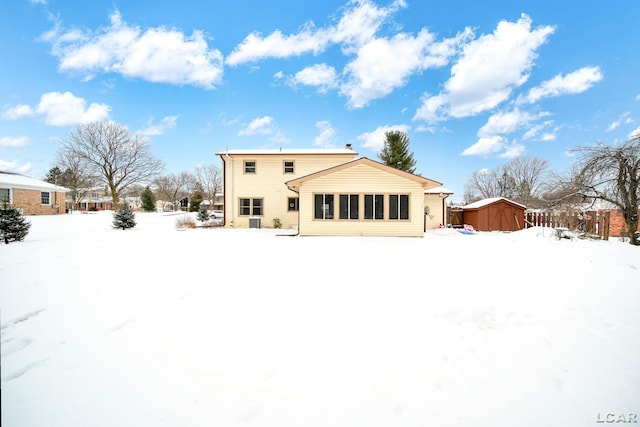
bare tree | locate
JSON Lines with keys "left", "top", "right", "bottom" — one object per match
{"left": 154, "top": 172, "right": 196, "bottom": 211}
{"left": 570, "top": 136, "right": 640, "bottom": 245}
{"left": 195, "top": 163, "right": 222, "bottom": 208}
{"left": 49, "top": 156, "right": 95, "bottom": 210}
{"left": 58, "top": 122, "right": 164, "bottom": 205}
{"left": 464, "top": 156, "right": 549, "bottom": 206}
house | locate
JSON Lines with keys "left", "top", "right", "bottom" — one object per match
{"left": 463, "top": 197, "right": 526, "bottom": 231}
{"left": 216, "top": 147, "right": 359, "bottom": 229}
{"left": 0, "top": 171, "right": 69, "bottom": 215}
{"left": 285, "top": 157, "right": 443, "bottom": 236}
{"left": 424, "top": 186, "right": 454, "bottom": 229}
{"left": 74, "top": 186, "right": 114, "bottom": 211}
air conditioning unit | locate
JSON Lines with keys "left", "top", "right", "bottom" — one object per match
{"left": 249, "top": 217, "right": 261, "bottom": 228}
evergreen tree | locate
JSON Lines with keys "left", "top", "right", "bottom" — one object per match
{"left": 0, "top": 201, "right": 32, "bottom": 244}
{"left": 197, "top": 204, "right": 210, "bottom": 222}
{"left": 112, "top": 204, "right": 136, "bottom": 230}
{"left": 378, "top": 130, "right": 417, "bottom": 174}
{"left": 189, "top": 189, "right": 204, "bottom": 212}
{"left": 140, "top": 186, "right": 156, "bottom": 212}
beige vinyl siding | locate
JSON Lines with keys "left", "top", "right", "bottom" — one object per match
{"left": 424, "top": 194, "right": 447, "bottom": 229}
{"left": 222, "top": 153, "right": 356, "bottom": 228}
{"left": 297, "top": 163, "right": 425, "bottom": 236}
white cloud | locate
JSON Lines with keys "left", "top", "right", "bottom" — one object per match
{"left": 499, "top": 142, "right": 526, "bottom": 159}
{"left": 2, "top": 104, "right": 35, "bottom": 120}
{"left": 341, "top": 28, "right": 472, "bottom": 108}
{"left": 226, "top": 0, "right": 404, "bottom": 66}
{"left": 0, "top": 136, "right": 30, "bottom": 147}
{"left": 415, "top": 14, "right": 554, "bottom": 122}
{"left": 477, "top": 108, "right": 546, "bottom": 138}
{"left": 138, "top": 115, "right": 179, "bottom": 136}
{"left": 629, "top": 126, "right": 640, "bottom": 139}
{"left": 289, "top": 64, "right": 338, "bottom": 93}
{"left": 238, "top": 116, "right": 288, "bottom": 142}
{"left": 636, "top": 94, "right": 640, "bottom": 101}
{"left": 312, "top": 121, "right": 337, "bottom": 147}
{"left": 43, "top": 11, "right": 223, "bottom": 89}
{"left": 35, "top": 91, "right": 111, "bottom": 126}
{"left": 356, "top": 124, "right": 410, "bottom": 151}
{"left": 461, "top": 135, "right": 505, "bottom": 157}
{"left": 521, "top": 66, "right": 603, "bottom": 104}
{"left": 0, "top": 160, "right": 30, "bottom": 173}
{"left": 605, "top": 111, "right": 633, "bottom": 132}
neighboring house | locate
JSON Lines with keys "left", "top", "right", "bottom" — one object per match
{"left": 285, "top": 157, "right": 442, "bottom": 236}
{"left": 0, "top": 170, "right": 69, "bottom": 215}
{"left": 75, "top": 187, "right": 114, "bottom": 211}
{"left": 424, "top": 186, "right": 454, "bottom": 229}
{"left": 216, "top": 147, "right": 359, "bottom": 229}
{"left": 463, "top": 197, "right": 526, "bottom": 231}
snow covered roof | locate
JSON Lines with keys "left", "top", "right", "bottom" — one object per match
{"left": 0, "top": 171, "right": 70, "bottom": 192}
{"left": 424, "top": 186, "right": 454, "bottom": 195}
{"left": 216, "top": 148, "right": 357, "bottom": 156}
{"left": 463, "top": 197, "right": 526, "bottom": 209}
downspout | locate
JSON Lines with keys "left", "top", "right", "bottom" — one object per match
{"left": 222, "top": 151, "right": 234, "bottom": 227}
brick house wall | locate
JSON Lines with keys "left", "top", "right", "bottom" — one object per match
{"left": 13, "top": 188, "right": 66, "bottom": 215}
{"left": 603, "top": 209, "right": 640, "bottom": 237}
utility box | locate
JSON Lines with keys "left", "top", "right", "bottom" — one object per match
{"left": 249, "top": 217, "right": 261, "bottom": 228}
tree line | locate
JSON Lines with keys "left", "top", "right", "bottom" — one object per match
{"left": 46, "top": 121, "right": 221, "bottom": 213}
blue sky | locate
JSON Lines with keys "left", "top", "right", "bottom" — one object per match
{"left": 1, "top": 0, "right": 639, "bottom": 201}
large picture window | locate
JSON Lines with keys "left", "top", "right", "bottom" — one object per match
{"left": 364, "top": 194, "right": 384, "bottom": 220}
{"left": 339, "top": 194, "right": 359, "bottom": 220}
{"left": 389, "top": 194, "right": 410, "bottom": 220}
{"left": 314, "top": 194, "right": 334, "bottom": 219}
{"left": 41, "top": 192, "right": 50, "bottom": 205}
{"left": 239, "top": 198, "right": 263, "bottom": 216}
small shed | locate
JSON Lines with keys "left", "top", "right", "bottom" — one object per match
{"left": 463, "top": 197, "right": 526, "bottom": 231}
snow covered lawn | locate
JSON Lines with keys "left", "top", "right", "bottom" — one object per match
{"left": 2, "top": 212, "right": 639, "bottom": 426}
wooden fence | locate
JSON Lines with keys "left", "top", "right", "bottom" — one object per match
{"left": 525, "top": 210, "right": 611, "bottom": 239}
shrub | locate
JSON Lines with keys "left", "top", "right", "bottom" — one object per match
{"left": 175, "top": 215, "right": 196, "bottom": 229}
{"left": 0, "top": 201, "right": 31, "bottom": 244}
{"left": 112, "top": 204, "right": 136, "bottom": 230}
{"left": 272, "top": 218, "right": 282, "bottom": 229}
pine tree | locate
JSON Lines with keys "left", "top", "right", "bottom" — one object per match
{"left": 0, "top": 201, "right": 32, "bottom": 244}
{"left": 112, "top": 204, "right": 136, "bottom": 230}
{"left": 378, "top": 130, "right": 417, "bottom": 174}
{"left": 140, "top": 186, "right": 156, "bottom": 212}
{"left": 197, "top": 204, "right": 210, "bottom": 222}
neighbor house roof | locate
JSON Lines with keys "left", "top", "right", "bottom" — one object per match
{"left": 463, "top": 197, "right": 526, "bottom": 209}
{"left": 216, "top": 148, "right": 357, "bottom": 156}
{"left": 285, "top": 157, "right": 442, "bottom": 191}
{"left": 0, "top": 171, "right": 70, "bottom": 192}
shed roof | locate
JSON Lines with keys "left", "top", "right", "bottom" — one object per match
{"left": 0, "top": 171, "right": 70, "bottom": 192}
{"left": 463, "top": 197, "right": 526, "bottom": 209}
{"left": 285, "top": 157, "right": 442, "bottom": 191}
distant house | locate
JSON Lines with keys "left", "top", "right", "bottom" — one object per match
{"left": 75, "top": 186, "right": 114, "bottom": 211}
{"left": 0, "top": 171, "right": 69, "bottom": 215}
{"left": 463, "top": 197, "right": 526, "bottom": 231}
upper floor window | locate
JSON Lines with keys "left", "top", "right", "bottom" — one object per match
{"left": 41, "top": 191, "right": 51, "bottom": 205}
{"left": 283, "top": 161, "right": 295, "bottom": 174}
{"left": 244, "top": 161, "right": 256, "bottom": 174}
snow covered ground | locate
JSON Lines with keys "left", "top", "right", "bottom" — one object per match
{"left": 1, "top": 211, "right": 639, "bottom": 427}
